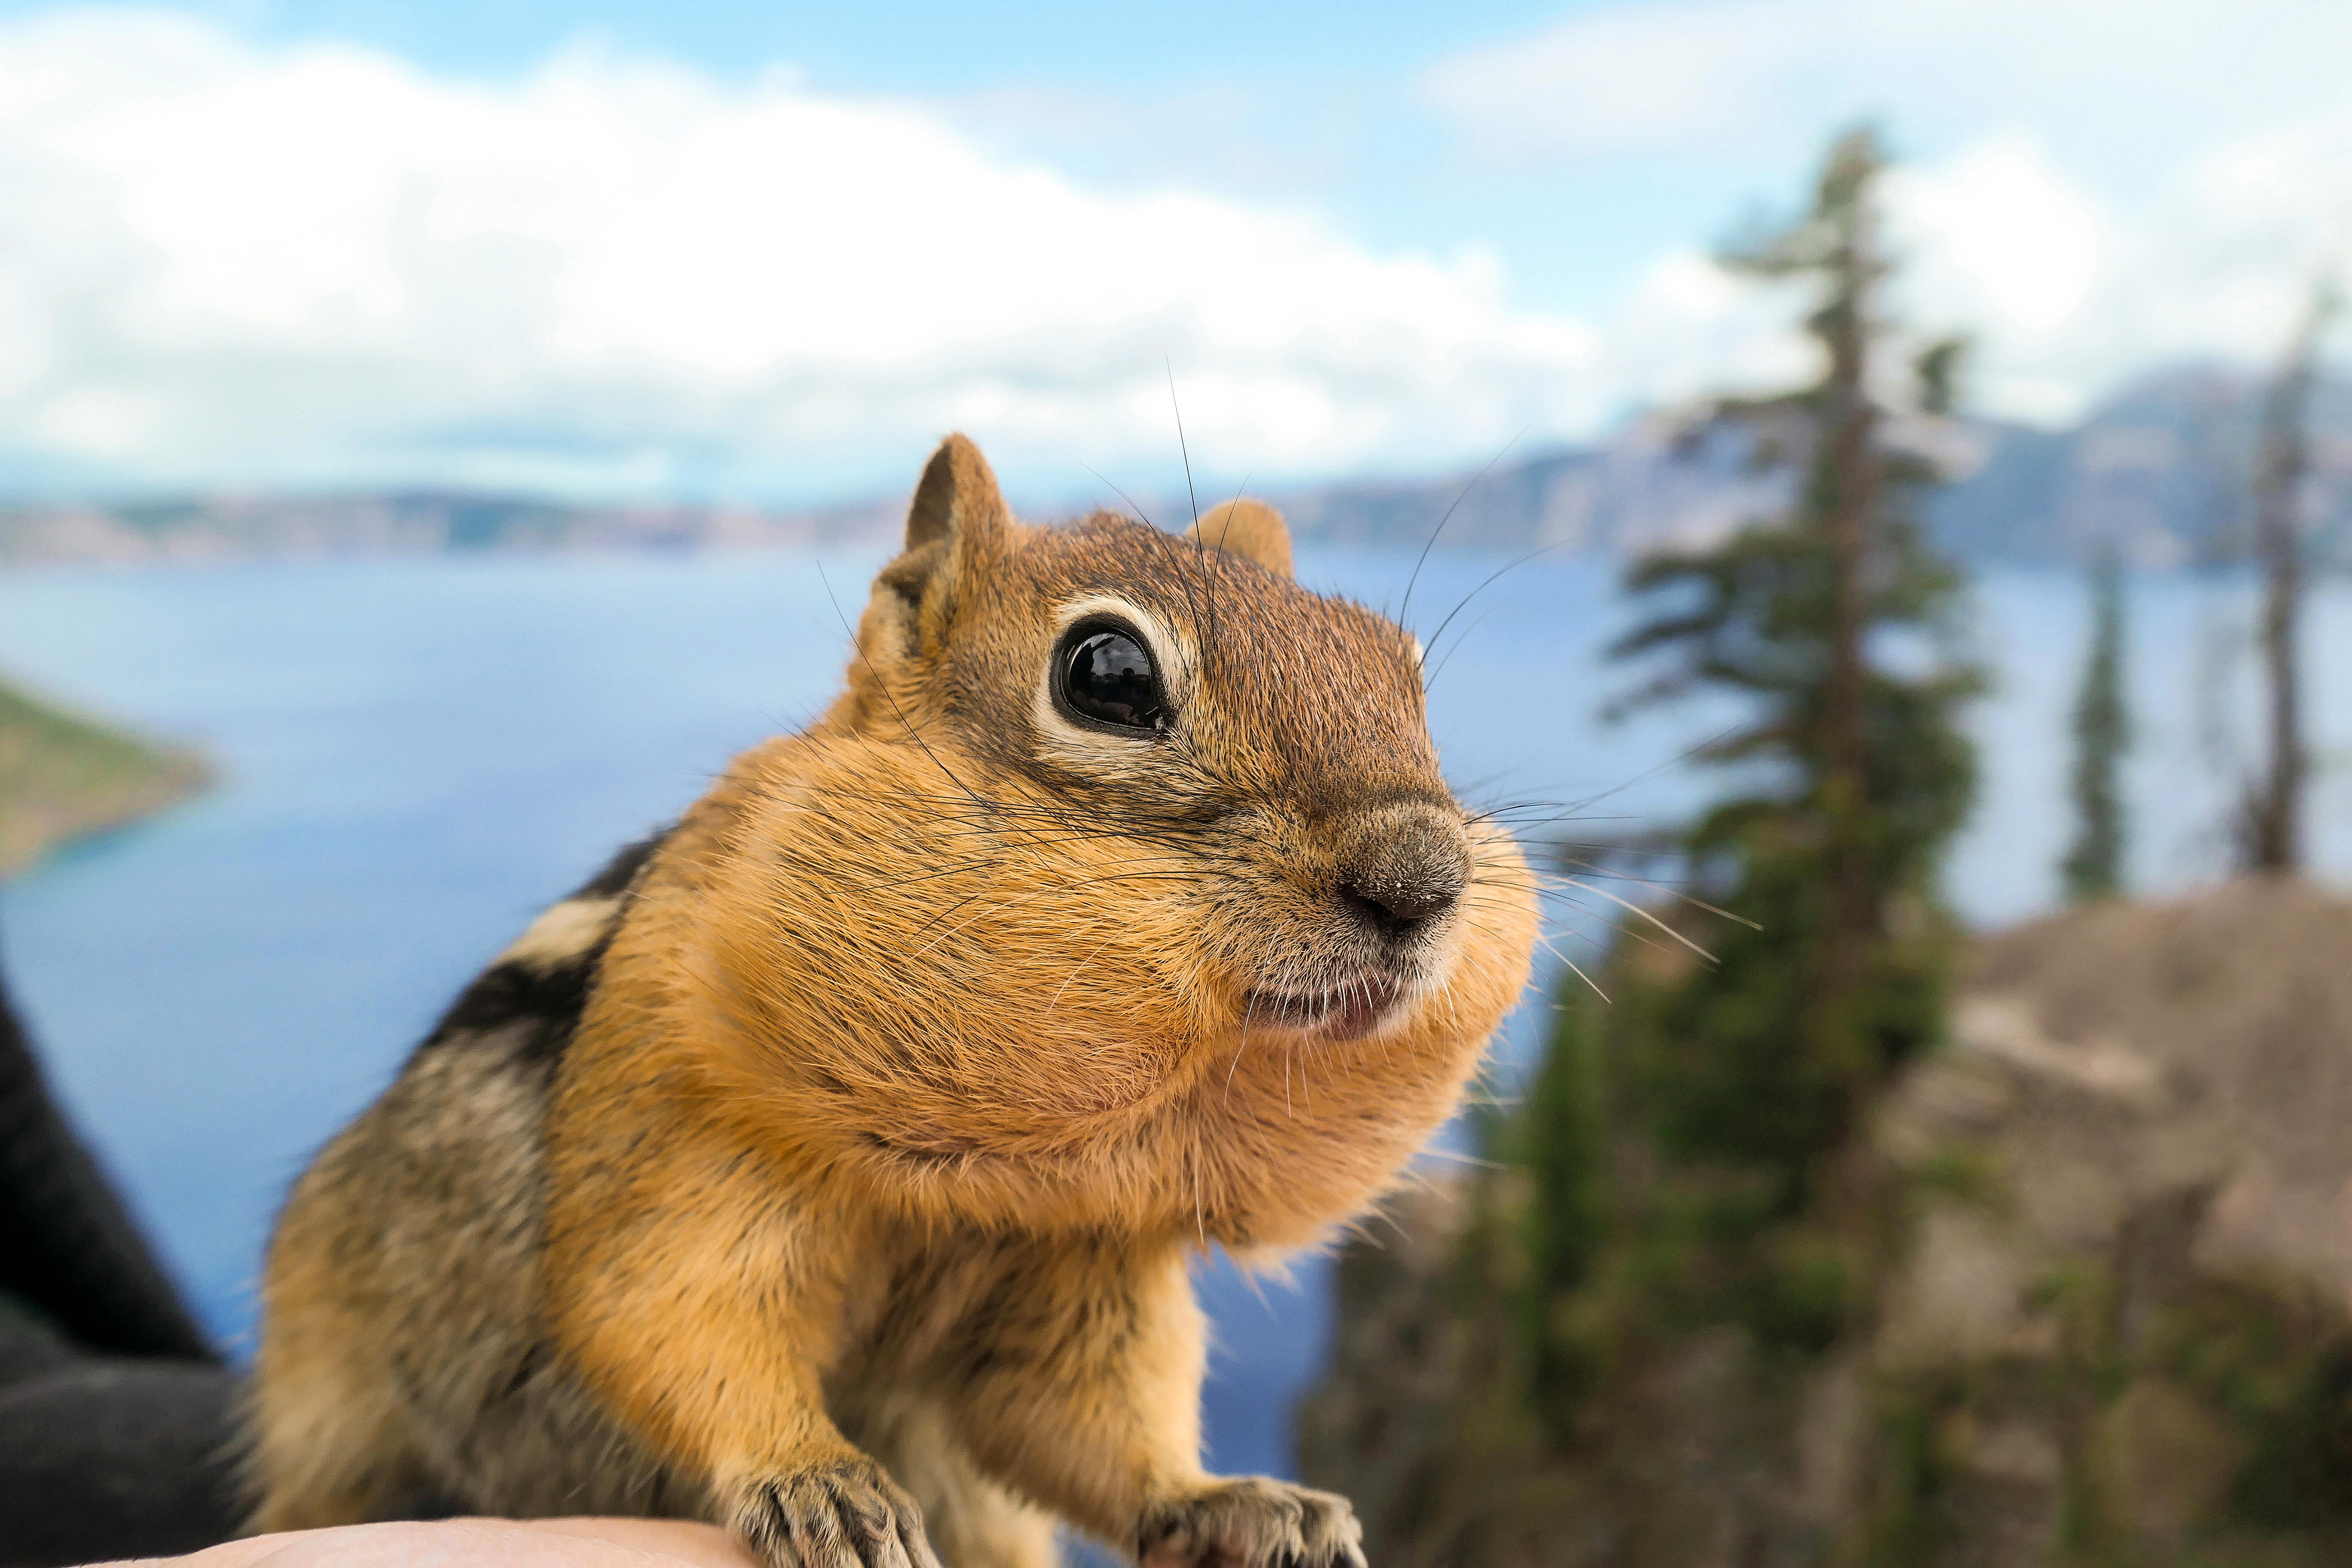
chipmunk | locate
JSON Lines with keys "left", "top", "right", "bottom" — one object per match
{"left": 247, "top": 435, "right": 1537, "bottom": 1568}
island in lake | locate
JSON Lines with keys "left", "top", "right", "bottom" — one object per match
{"left": 0, "top": 675, "right": 209, "bottom": 879}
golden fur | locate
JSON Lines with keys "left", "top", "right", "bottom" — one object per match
{"left": 249, "top": 435, "right": 1537, "bottom": 1568}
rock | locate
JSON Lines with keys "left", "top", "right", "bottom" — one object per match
{"left": 2097, "top": 1377, "right": 2238, "bottom": 1544}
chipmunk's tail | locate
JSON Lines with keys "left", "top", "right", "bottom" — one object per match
{"left": 0, "top": 936, "right": 244, "bottom": 1564}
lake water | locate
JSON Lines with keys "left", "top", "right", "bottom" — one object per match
{"left": 0, "top": 547, "right": 2347, "bottom": 1484}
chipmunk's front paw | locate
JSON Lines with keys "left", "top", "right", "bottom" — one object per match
{"left": 727, "top": 1459, "right": 943, "bottom": 1568}
{"left": 1138, "top": 1477, "right": 1366, "bottom": 1568}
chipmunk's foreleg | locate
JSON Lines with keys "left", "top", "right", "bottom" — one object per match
{"left": 544, "top": 1109, "right": 936, "bottom": 1568}
{"left": 943, "top": 1244, "right": 1365, "bottom": 1568}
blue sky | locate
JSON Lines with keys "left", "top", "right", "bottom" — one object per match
{"left": 0, "top": 0, "right": 2347, "bottom": 504}
{"left": 72, "top": 0, "right": 1578, "bottom": 85}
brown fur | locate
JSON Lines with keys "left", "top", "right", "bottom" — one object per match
{"left": 248, "top": 436, "right": 1537, "bottom": 1568}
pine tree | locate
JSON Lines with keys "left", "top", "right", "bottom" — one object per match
{"left": 1504, "top": 125, "right": 1978, "bottom": 1542}
{"left": 1598, "top": 128, "right": 1979, "bottom": 1332}
{"left": 2061, "top": 547, "right": 2130, "bottom": 902}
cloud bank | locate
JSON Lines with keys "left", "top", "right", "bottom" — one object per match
{"left": 2, "top": 4, "right": 2350, "bottom": 503}
{"left": 1419, "top": 0, "right": 2352, "bottom": 168}
{"left": 0, "top": 10, "right": 1612, "bottom": 501}
{"left": 1422, "top": 0, "right": 2352, "bottom": 425}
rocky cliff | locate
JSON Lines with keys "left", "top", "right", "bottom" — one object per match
{"left": 1300, "top": 878, "right": 2352, "bottom": 1566}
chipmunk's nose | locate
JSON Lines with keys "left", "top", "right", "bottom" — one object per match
{"left": 1335, "top": 805, "right": 1471, "bottom": 938}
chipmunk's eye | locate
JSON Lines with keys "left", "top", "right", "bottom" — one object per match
{"left": 1059, "top": 624, "right": 1166, "bottom": 733}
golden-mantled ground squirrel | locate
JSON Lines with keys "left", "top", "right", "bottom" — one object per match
{"left": 247, "top": 436, "right": 1537, "bottom": 1568}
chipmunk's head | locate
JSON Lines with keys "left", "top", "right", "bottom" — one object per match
{"left": 714, "top": 435, "right": 1535, "bottom": 1240}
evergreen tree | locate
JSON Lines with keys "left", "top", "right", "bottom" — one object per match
{"left": 2060, "top": 547, "right": 2130, "bottom": 902}
{"left": 1480, "top": 126, "right": 1977, "bottom": 1556}
{"left": 1595, "top": 127, "right": 1979, "bottom": 1338}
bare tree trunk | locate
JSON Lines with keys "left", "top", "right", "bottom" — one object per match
{"left": 1819, "top": 171, "right": 1881, "bottom": 1039}
{"left": 2246, "top": 278, "right": 2340, "bottom": 874}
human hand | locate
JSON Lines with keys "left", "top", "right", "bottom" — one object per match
{"left": 118, "top": 1518, "right": 759, "bottom": 1568}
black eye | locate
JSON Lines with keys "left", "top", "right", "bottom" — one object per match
{"left": 1059, "top": 624, "right": 1167, "bottom": 733}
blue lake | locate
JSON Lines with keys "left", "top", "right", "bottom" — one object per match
{"left": 0, "top": 547, "right": 2347, "bottom": 1483}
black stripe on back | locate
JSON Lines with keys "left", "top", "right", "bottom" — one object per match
{"left": 416, "top": 827, "right": 673, "bottom": 1069}
{"left": 573, "top": 832, "right": 668, "bottom": 900}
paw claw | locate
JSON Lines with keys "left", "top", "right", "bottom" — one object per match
{"left": 729, "top": 1459, "right": 938, "bottom": 1568}
{"left": 1138, "top": 1477, "right": 1365, "bottom": 1568}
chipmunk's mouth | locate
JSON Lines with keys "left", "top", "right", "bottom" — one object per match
{"left": 1241, "top": 972, "right": 1404, "bottom": 1042}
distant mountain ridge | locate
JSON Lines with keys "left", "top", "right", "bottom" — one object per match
{"left": 4, "top": 364, "right": 2346, "bottom": 569}
{"left": 1272, "top": 363, "right": 2352, "bottom": 569}
{"left": 0, "top": 491, "right": 903, "bottom": 567}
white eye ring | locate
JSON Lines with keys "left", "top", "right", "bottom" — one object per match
{"left": 1033, "top": 596, "right": 1192, "bottom": 761}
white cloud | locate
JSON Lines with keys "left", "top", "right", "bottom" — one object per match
{"left": 0, "top": 9, "right": 1607, "bottom": 500}
{"left": 1893, "top": 140, "right": 2103, "bottom": 337}
{"left": 1415, "top": 0, "right": 2352, "bottom": 427}
{"left": 7, "top": 5, "right": 2351, "bottom": 503}
{"left": 1421, "top": 0, "right": 1841, "bottom": 162}
{"left": 1586, "top": 249, "right": 1815, "bottom": 409}
{"left": 1883, "top": 139, "right": 2114, "bottom": 422}
{"left": 1892, "top": 119, "right": 2352, "bottom": 425}
{"left": 1418, "top": 0, "right": 2352, "bottom": 170}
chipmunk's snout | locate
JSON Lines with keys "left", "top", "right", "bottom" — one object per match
{"left": 1333, "top": 804, "right": 1471, "bottom": 941}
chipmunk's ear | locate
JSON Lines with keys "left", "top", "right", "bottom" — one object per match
{"left": 1187, "top": 498, "right": 1293, "bottom": 578}
{"left": 905, "top": 433, "right": 1010, "bottom": 557}
{"left": 872, "top": 434, "right": 1012, "bottom": 657}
